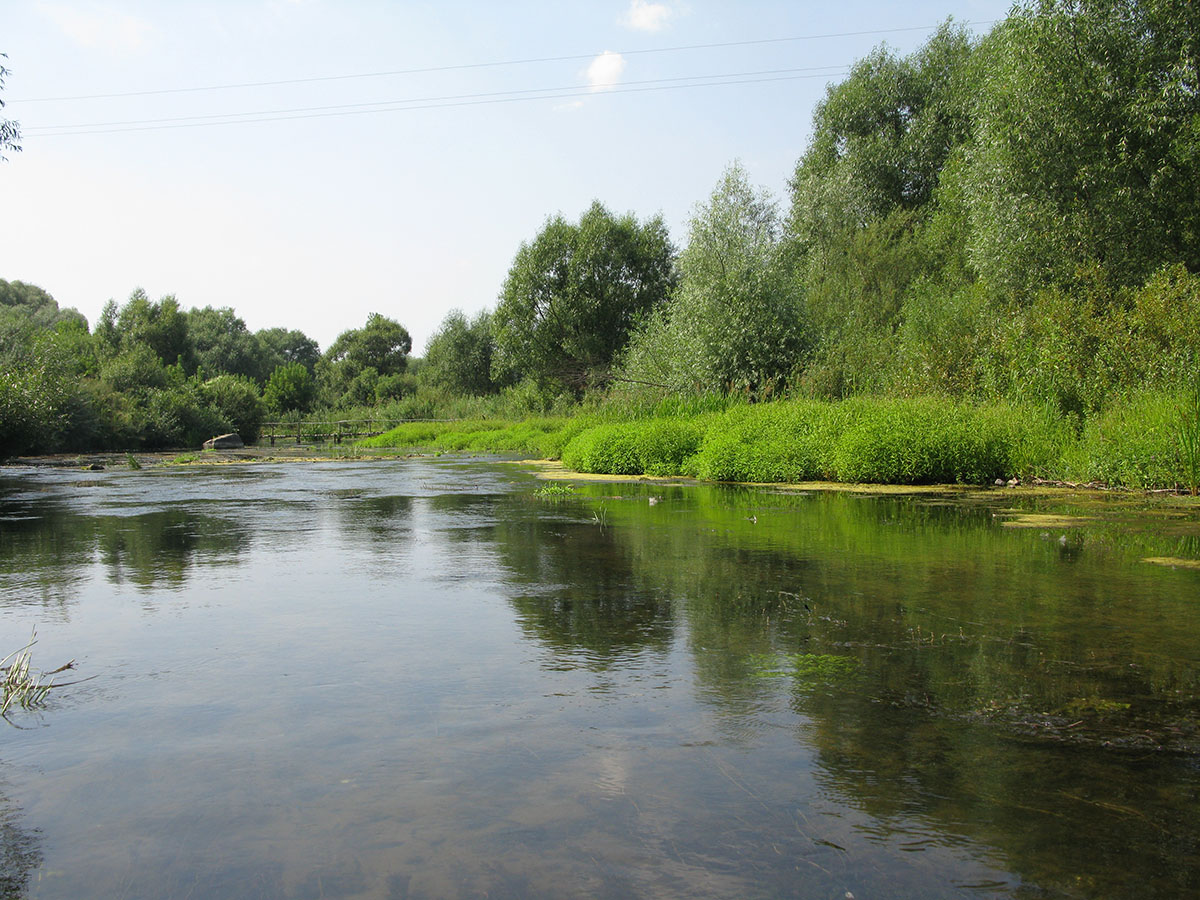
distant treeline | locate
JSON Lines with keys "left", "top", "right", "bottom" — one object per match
{"left": 3, "top": 0, "right": 1199, "bottom": 460}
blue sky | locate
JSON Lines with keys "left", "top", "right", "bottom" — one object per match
{"left": 1, "top": 0, "right": 1012, "bottom": 353}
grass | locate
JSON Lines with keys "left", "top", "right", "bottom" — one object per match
{"left": 534, "top": 482, "right": 576, "bottom": 500}
{"left": 1178, "top": 368, "right": 1200, "bottom": 495}
{"left": 353, "top": 392, "right": 1200, "bottom": 491}
{"left": 1, "top": 632, "right": 74, "bottom": 715}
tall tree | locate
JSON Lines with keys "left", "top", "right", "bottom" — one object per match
{"left": 493, "top": 201, "right": 676, "bottom": 393}
{"left": 621, "top": 164, "right": 805, "bottom": 396}
{"left": 961, "top": 0, "right": 1200, "bottom": 295}
{"left": 318, "top": 312, "right": 412, "bottom": 406}
{"left": 423, "top": 309, "right": 500, "bottom": 396}
{"left": 187, "top": 306, "right": 264, "bottom": 381}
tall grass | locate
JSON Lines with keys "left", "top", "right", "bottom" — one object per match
{"left": 1063, "top": 389, "right": 1197, "bottom": 489}
{"left": 2, "top": 632, "right": 73, "bottom": 714}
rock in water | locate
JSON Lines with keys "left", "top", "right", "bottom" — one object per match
{"left": 203, "top": 433, "right": 244, "bottom": 450}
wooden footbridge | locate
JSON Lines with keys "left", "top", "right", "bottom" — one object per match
{"left": 261, "top": 420, "right": 394, "bottom": 446}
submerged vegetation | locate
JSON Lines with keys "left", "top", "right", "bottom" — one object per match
{"left": 4, "top": 1, "right": 1200, "bottom": 490}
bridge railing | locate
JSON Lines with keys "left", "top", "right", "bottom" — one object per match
{"left": 259, "top": 419, "right": 457, "bottom": 446}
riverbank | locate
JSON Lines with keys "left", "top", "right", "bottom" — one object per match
{"left": 360, "top": 393, "right": 1200, "bottom": 492}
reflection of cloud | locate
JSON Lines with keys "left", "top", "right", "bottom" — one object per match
{"left": 38, "top": 1, "right": 155, "bottom": 51}
{"left": 622, "top": 0, "right": 673, "bottom": 32}
{"left": 586, "top": 51, "right": 626, "bottom": 92}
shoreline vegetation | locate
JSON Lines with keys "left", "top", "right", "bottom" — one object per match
{"left": 4, "top": 3, "right": 1199, "bottom": 495}
{"left": 10, "top": 389, "right": 1197, "bottom": 498}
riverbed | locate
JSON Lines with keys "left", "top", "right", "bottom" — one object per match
{"left": 1, "top": 458, "right": 1197, "bottom": 899}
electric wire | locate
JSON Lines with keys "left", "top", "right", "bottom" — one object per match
{"left": 26, "top": 70, "right": 850, "bottom": 137}
{"left": 17, "top": 20, "right": 995, "bottom": 104}
{"left": 26, "top": 64, "right": 849, "bottom": 133}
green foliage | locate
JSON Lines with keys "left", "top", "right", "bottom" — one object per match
{"left": 687, "top": 401, "right": 850, "bottom": 482}
{"left": 263, "top": 362, "right": 315, "bottom": 414}
{"left": 561, "top": 423, "right": 643, "bottom": 475}
{"left": 423, "top": 309, "right": 501, "bottom": 396}
{"left": 494, "top": 201, "right": 676, "bottom": 393}
{"left": 1178, "top": 369, "right": 1200, "bottom": 495}
{"left": 788, "top": 22, "right": 976, "bottom": 241}
{"left": 361, "top": 416, "right": 580, "bottom": 459}
{"left": 0, "top": 361, "right": 72, "bottom": 457}
{"left": 187, "top": 306, "right": 264, "bottom": 381}
{"left": 828, "top": 397, "right": 1010, "bottom": 484}
{"left": 139, "top": 383, "right": 225, "bottom": 450}
{"left": 256, "top": 327, "right": 320, "bottom": 374}
{"left": 201, "top": 375, "right": 264, "bottom": 444}
{"left": 620, "top": 164, "right": 805, "bottom": 398}
{"left": 962, "top": 0, "right": 1200, "bottom": 296}
{"left": 318, "top": 313, "right": 412, "bottom": 407}
{"left": 1064, "top": 389, "right": 1193, "bottom": 489}
{"left": 110, "top": 289, "right": 192, "bottom": 368}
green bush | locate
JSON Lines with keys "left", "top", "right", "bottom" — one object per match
{"left": 561, "top": 423, "right": 643, "bottom": 475}
{"left": 202, "top": 375, "right": 264, "bottom": 443}
{"left": 633, "top": 419, "right": 702, "bottom": 476}
{"left": 1064, "top": 390, "right": 1189, "bottom": 489}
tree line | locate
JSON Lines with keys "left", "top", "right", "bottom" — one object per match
{"left": 3, "top": 0, "right": 1199, "bottom": 457}
{"left": 0, "top": 279, "right": 413, "bottom": 454}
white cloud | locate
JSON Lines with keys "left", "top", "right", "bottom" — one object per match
{"left": 586, "top": 51, "right": 626, "bottom": 92}
{"left": 622, "top": 0, "right": 673, "bottom": 32}
{"left": 38, "top": 2, "right": 154, "bottom": 52}
{"left": 554, "top": 100, "right": 585, "bottom": 113}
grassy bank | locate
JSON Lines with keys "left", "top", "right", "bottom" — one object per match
{"left": 360, "top": 392, "right": 1200, "bottom": 490}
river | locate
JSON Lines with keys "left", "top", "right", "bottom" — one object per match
{"left": 1, "top": 458, "right": 1197, "bottom": 899}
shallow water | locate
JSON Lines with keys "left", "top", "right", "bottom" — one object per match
{"left": 0, "top": 459, "right": 1198, "bottom": 899}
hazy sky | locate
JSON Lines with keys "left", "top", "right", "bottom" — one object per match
{"left": 1, "top": 0, "right": 1011, "bottom": 354}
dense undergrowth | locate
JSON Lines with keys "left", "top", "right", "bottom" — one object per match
{"left": 361, "top": 390, "right": 1199, "bottom": 490}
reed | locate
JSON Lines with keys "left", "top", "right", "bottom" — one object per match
{"left": 1, "top": 632, "right": 74, "bottom": 714}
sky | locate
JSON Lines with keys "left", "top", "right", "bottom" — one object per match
{"left": 1, "top": 0, "right": 1013, "bottom": 355}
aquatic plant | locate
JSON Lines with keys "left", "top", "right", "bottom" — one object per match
{"left": 747, "top": 652, "right": 860, "bottom": 680}
{"left": 534, "top": 482, "right": 575, "bottom": 500}
{"left": 1177, "top": 363, "right": 1200, "bottom": 495}
{"left": 1, "top": 632, "right": 74, "bottom": 715}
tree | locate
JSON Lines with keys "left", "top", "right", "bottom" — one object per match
{"left": 110, "top": 289, "right": 192, "bottom": 368}
{"left": 960, "top": 0, "right": 1200, "bottom": 296}
{"left": 493, "top": 201, "right": 676, "bottom": 393}
{"left": 620, "top": 165, "right": 805, "bottom": 397}
{"left": 257, "top": 327, "right": 320, "bottom": 374}
{"left": 263, "top": 362, "right": 315, "bottom": 414}
{"left": 787, "top": 23, "right": 977, "bottom": 250}
{"left": 0, "top": 53, "right": 20, "bottom": 161}
{"left": 317, "top": 313, "right": 412, "bottom": 407}
{"left": 186, "top": 306, "right": 264, "bottom": 381}
{"left": 422, "top": 309, "right": 501, "bottom": 396}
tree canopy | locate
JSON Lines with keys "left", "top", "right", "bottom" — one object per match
{"left": 493, "top": 201, "right": 676, "bottom": 393}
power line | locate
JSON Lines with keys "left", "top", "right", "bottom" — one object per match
{"left": 26, "top": 70, "right": 849, "bottom": 137}
{"left": 16, "top": 20, "right": 995, "bottom": 104}
{"left": 26, "top": 65, "right": 850, "bottom": 133}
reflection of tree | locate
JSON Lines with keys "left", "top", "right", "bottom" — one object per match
{"left": 489, "top": 506, "right": 675, "bottom": 667}
{"left": 97, "top": 510, "right": 250, "bottom": 589}
{"left": 575, "top": 484, "right": 1200, "bottom": 896}
{"left": 0, "top": 482, "right": 87, "bottom": 608}
{"left": 0, "top": 785, "right": 41, "bottom": 900}
{"left": 331, "top": 493, "right": 414, "bottom": 543}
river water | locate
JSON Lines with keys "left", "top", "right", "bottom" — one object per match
{"left": 0, "top": 458, "right": 1197, "bottom": 899}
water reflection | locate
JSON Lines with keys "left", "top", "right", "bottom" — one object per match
{"left": 0, "top": 462, "right": 1197, "bottom": 898}
{"left": 0, "top": 783, "right": 40, "bottom": 900}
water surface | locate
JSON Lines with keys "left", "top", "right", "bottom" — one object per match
{"left": 1, "top": 459, "right": 1197, "bottom": 899}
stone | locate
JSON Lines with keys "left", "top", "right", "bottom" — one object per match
{"left": 203, "top": 433, "right": 244, "bottom": 450}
